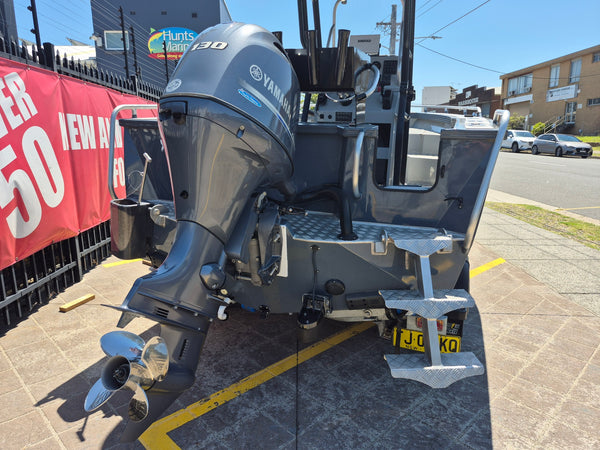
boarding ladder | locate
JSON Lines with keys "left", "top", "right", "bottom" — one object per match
{"left": 380, "top": 233, "right": 484, "bottom": 388}
{"left": 283, "top": 212, "right": 484, "bottom": 388}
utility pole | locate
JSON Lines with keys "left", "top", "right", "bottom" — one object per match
{"left": 162, "top": 40, "right": 169, "bottom": 82}
{"left": 118, "top": 6, "right": 130, "bottom": 79}
{"left": 27, "top": 0, "right": 42, "bottom": 55}
{"left": 130, "top": 26, "right": 139, "bottom": 77}
{"left": 376, "top": 4, "right": 401, "bottom": 55}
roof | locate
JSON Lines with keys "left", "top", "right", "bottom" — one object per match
{"left": 500, "top": 44, "right": 600, "bottom": 79}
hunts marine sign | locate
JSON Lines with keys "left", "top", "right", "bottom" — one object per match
{"left": 148, "top": 27, "right": 198, "bottom": 60}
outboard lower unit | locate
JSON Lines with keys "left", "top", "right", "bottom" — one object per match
{"left": 85, "top": 23, "right": 300, "bottom": 441}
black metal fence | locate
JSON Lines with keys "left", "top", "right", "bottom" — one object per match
{"left": 0, "top": 35, "right": 162, "bottom": 102}
{"left": 0, "top": 222, "right": 112, "bottom": 327}
{"left": 0, "top": 36, "right": 161, "bottom": 329}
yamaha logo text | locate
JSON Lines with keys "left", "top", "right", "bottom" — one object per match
{"left": 249, "top": 64, "right": 291, "bottom": 118}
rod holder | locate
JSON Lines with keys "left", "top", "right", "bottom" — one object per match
{"left": 311, "top": 0, "right": 323, "bottom": 49}
{"left": 335, "top": 29, "right": 350, "bottom": 86}
{"left": 297, "top": 0, "right": 309, "bottom": 48}
{"left": 307, "top": 30, "right": 319, "bottom": 86}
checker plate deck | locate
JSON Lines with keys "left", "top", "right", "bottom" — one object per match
{"left": 282, "top": 213, "right": 462, "bottom": 255}
{"left": 283, "top": 213, "right": 458, "bottom": 242}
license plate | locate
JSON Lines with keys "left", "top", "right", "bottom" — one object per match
{"left": 396, "top": 328, "right": 461, "bottom": 353}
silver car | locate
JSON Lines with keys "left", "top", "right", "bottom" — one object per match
{"left": 531, "top": 133, "right": 593, "bottom": 158}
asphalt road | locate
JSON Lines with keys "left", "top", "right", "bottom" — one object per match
{"left": 490, "top": 150, "right": 600, "bottom": 221}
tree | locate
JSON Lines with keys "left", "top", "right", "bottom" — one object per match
{"left": 532, "top": 122, "right": 545, "bottom": 136}
{"left": 508, "top": 115, "right": 526, "bottom": 130}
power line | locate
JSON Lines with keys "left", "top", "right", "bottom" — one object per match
{"left": 417, "top": 0, "right": 492, "bottom": 45}
{"left": 417, "top": 43, "right": 504, "bottom": 73}
{"left": 416, "top": 0, "right": 435, "bottom": 11}
{"left": 417, "top": 0, "right": 443, "bottom": 18}
{"left": 417, "top": 43, "right": 600, "bottom": 81}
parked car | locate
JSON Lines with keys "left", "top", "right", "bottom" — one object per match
{"left": 501, "top": 130, "right": 536, "bottom": 152}
{"left": 531, "top": 134, "right": 593, "bottom": 158}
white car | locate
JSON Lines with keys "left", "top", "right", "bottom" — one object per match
{"left": 502, "top": 130, "right": 536, "bottom": 153}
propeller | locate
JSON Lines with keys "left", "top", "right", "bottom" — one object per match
{"left": 84, "top": 331, "right": 169, "bottom": 422}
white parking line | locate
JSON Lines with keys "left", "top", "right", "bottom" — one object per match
{"left": 556, "top": 206, "right": 600, "bottom": 211}
{"left": 536, "top": 162, "right": 565, "bottom": 167}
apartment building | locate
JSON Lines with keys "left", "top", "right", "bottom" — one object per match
{"left": 500, "top": 45, "right": 600, "bottom": 135}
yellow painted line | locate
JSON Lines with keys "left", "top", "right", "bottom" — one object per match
{"left": 470, "top": 257, "right": 505, "bottom": 278}
{"left": 555, "top": 206, "right": 600, "bottom": 211}
{"left": 102, "top": 258, "right": 142, "bottom": 268}
{"left": 139, "top": 257, "right": 505, "bottom": 449}
{"left": 139, "top": 321, "right": 374, "bottom": 449}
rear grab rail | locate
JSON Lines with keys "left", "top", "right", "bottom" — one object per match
{"left": 463, "top": 109, "right": 510, "bottom": 251}
{"left": 108, "top": 104, "right": 158, "bottom": 200}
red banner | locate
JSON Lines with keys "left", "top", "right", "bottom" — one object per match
{"left": 0, "top": 59, "right": 156, "bottom": 270}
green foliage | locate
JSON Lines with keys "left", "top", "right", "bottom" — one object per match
{"left": 578, "top": 136, "right": 600, "bottom": 144}
{"left": 486, "top": 202, "right": 600, "bottom": 251}
{"left": 532, "top": 122, "right": 545, "bottom": 136}
{"left": 508, "top": 115, "right": 526, "bottom": 130}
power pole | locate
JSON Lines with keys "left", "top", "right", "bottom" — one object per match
{"left": 118, "top": 6, "right": 130, "bottom": 79}
{"left": 376, "top": 4, "right": 401, "bottom": 55}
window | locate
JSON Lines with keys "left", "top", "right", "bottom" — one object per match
{"left": 569, "top": 58, "right": 581, "bottom": 83}
{"left": 565, "top": 101, "right": 576, "bottom": 123}
{"left": 514, "top": 131, "right": 534, "bottom": 138}
{"left": 507, "top": 73, "right": 532, "bottom": 95}
{"left": 588, "top": 98, "right": 600, "bottom": 106}
{"left": 192, "top": 12, "right": 198, "bottom": 18}
{"left": 549, "top": 64, "right": 560, "bottom": 88}
{"left": 481, "top": 103, "right": 491, "bottom": 117}
{"left": 507, "top": 78, "right": 517, "bottom": 95}
{"left": 103, "top": 31, "right": 129, "bottom": 51}
{"left": 593, "top": 52, "right": 600, "bottom": 63}
{"left": 161, "top": 10, "right": 167, "bottom": 15}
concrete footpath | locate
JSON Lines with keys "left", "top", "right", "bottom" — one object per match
{"left": 484, "top": 189, "right": 600, "bottom": 316}
{"left": 0, "top": 194, "right": 599, "bottom": 449}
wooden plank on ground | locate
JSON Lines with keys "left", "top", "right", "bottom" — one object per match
{"left": 59, "top": 294, "right": 95, "bottom": 312}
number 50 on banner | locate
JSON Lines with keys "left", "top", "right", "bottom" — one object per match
{"left": 0, "top": 126, "right": 65, "bottom": 239}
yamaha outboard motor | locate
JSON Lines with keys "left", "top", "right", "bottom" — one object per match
{"left": 85, "top": 22, "right": 299, "bottom": 441}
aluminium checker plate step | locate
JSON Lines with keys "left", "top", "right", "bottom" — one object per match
{"left": 380, "top": 288, "right": 475, "bottom": 319}
{"left": 282, "top": 212, "right": 456, "bottom": 256}
{"left": 384, "top": 352, "right": 485, "bottom": 388}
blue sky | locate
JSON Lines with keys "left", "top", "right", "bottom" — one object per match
{"left": 13, "top": 0, "right": 600, "bottom": 103}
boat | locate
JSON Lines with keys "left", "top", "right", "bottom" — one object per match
{"left": 83, "top": 0, "right": 509, "bottom": 441}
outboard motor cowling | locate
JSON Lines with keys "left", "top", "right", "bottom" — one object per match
{"left": 85, "top": 23, "right": 300, "bottom": 442}
{"left": 161, "top": 22, "right": 300, "bottom": 241}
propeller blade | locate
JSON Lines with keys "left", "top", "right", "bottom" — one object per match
{"left": 84, "top": 378, "right": 116, "bottom": 411}
{"left": 100, "top": 331, "right": 145, "bottom": 360}
{"left": 141, "top": 336, "right": 169, "bottom": 381}
{"left": 126, "top": 382, "right": 150, "bottom": 422}
{"left": 128, "top": 361, "right": 154, "bottom": 389}
{"left": 120, "top": 390, "right": 183, "bottom": 442}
